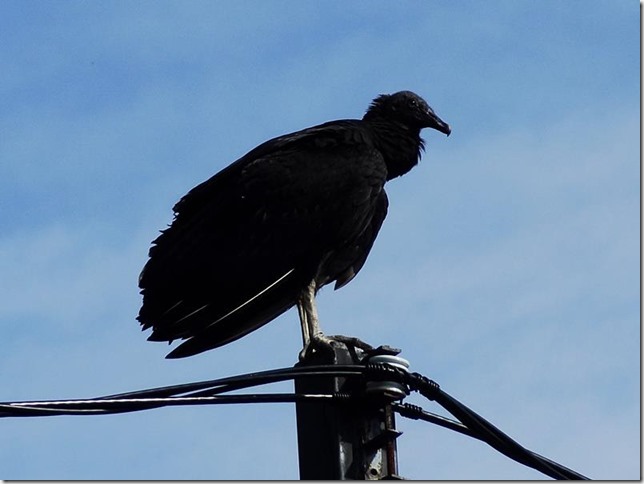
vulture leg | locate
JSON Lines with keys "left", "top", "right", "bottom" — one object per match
{"left": 297, "top": 279, "right": 335, "bottom": 360}
{"left": 296, "top": 279, "right": 375, "bottom": 361}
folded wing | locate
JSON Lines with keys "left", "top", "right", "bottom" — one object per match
{"left": 137, "top": 122, "right": 389, "bottom": 358}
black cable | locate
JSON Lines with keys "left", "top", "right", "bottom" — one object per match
{"left": 0, "top": 393, "right": 351, "bottom": 417}
{"left": 438, "top": 390, "right": 587, "bottom": 480}
{"left": 404, "top": 372, "right": 589, "bottom": 480}
{"left": 392, "top": 401, "right": 588, "bottom": 480}
{"left": 99, "top": 365, "right": 365, "bottom": 400}
{"left": 392, "top": 402, "right": 477, "bottom": 439}
{"left": 1, "top": 362, "right": 589, "bottom": 480}
{"left": 0, "top": 365, "right": 367, "bottom": 418}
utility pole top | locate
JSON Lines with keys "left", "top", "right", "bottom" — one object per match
{"left": 294, "top": 342, "right": 407, "bottom": 480}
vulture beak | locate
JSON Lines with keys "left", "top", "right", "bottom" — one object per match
{"left": 424, "top": 109, "right": 451, "bottom": 136}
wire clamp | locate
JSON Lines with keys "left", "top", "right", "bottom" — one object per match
{"left": 407, "top": 371, "right": 440, "bottom": 401}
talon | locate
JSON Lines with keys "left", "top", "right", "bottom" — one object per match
{"left": 298, "top": 332, "right": 336, "bottom": 361}
{"left": 298, "top": 333, "right": 378, "bottom": 362}
{"left": 328, "top": 334, "right": 375, "bottom": 352}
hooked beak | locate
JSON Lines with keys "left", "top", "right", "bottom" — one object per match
{"left": 424, "top": 109, "right": 451, "bottom": 136}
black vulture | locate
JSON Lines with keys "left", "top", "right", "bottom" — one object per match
{"left": 138, "top": 91, "right": 450, "bottom": 359}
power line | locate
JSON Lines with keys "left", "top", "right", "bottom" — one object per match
{"left": 0, "top": 356, "right": 589, "bottom": 480}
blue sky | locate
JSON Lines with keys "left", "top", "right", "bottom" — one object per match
{"left": 0, "top": 0, "right": 639, "bottom": 480}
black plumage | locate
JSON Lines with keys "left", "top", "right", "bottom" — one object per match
{"left": 138, "top": 90, "right": 450, "bottom": 358}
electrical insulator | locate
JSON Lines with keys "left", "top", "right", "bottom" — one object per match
{"left": 365, "top": 354, "right": 410, "bottom": 400}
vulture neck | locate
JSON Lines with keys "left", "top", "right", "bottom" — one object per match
{"left": 367, "top": 119, "right": 425, "bottom": 181}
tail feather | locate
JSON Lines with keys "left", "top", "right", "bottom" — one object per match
{"left": 139, "top": 268, "right": 309, "bottom": 358}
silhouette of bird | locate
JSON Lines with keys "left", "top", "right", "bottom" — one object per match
{"left": 138, "top": 90, "right": 450, "bottom": 358}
